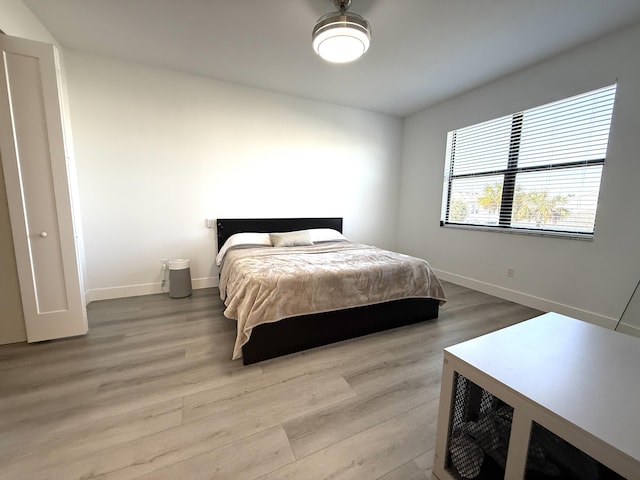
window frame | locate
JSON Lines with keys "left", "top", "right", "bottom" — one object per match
{"left": 440, "top": 85, "right": 616, "bottom": 240}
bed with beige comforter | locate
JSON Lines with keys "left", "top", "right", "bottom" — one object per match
{"left": 219, "top": 241, "right": 446, "bottom": 360}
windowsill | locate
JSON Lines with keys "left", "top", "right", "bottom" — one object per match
{"left": 440, "top": 223, "right": 594, "bottom": 241}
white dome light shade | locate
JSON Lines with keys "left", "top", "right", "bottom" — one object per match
{"left": 312, "top": 13, "right": 371, "bottom": 63}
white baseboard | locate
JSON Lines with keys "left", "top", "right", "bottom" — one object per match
{"left": 615, "top": 322, "right": 640, "bottom": 338}
{"left": 86, "top": 271, "right": 621, "bottom": 330}
{"left": 434, "top": 269, "right": 619, "bottom": 330}
{"left": 85, "top": 276, "right": 218, "bottom": 303}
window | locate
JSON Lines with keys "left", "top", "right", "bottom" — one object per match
{"left": 440, "top": 84, "right": 617, "bottom": 238}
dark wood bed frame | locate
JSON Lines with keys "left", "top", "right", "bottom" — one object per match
{"left": 217, "top": 217, "right": 440, "bottom": 364}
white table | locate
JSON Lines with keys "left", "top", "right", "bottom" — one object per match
{"left": 433, "top": 312, "right": 640, "bottom": 479}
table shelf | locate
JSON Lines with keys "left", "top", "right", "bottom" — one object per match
{"left": 433, "top": 313, "right": 639, "bottom": 480}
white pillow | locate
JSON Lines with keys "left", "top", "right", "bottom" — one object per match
{"left": 216, "top": 232, "right": 272, "bottom": 266}
{"left": 308, "top": 228, "right": 348, "bottom": 243}
{"left": 269, "top": 230, "right": 314, "bottom": 247}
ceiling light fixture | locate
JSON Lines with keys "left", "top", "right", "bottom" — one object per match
{"left": 312, "top": 0, "right": 371, "bottom": 64}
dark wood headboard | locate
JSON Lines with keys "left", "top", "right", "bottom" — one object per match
{"left": 216, "top": 217, "right": 343, "bottom": 252}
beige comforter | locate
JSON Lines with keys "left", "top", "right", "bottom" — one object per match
{"left": 219, "top": 242, "right": 446, "bottom": 360}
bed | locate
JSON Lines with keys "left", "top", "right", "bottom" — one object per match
{"left": 217, "top": 217, "right": 446, "bottom": 364}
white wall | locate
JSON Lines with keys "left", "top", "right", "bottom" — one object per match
{"left": 398, "top": 23, "right": 640, "bottom": 328}
{"left": 0, "top": 0, "right": 57, "bottom": 45}
{"left": 617, "top": 281, "right": 640, "bottom": 337}
{"left": 65, "top": 52, "right": 403, "bottom": 301}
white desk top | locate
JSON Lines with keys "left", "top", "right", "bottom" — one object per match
{"left": 445, "top": 312, "right": 640, "bottom": 464}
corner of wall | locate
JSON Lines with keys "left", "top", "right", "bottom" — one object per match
{"left": 0, "top": 0, "right": 60, "bottom": 46}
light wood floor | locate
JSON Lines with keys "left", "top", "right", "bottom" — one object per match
{"left": 0, "top": 282, "right": 541, "bottom": 480}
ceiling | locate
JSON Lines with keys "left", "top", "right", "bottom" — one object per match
{"left": 23, "top": 0, "right": 640, "bottom": 117}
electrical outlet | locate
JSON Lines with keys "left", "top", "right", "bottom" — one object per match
{"left": 161, "top": 259, "right": 169, "bottom": 271}
{"left": 507, "top": 267, "right": 515, "bottom": 278}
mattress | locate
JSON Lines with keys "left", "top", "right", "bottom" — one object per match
{"left": 219, "top": 241, "right": 446, "bottom": 360}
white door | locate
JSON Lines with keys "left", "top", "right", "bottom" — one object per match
{"left": 0, "top": 34, "right": 87, "bottom": 342}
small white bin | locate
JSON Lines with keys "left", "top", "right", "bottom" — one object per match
{"left": 168, "top": 258, "right": 192, "bottom": 298}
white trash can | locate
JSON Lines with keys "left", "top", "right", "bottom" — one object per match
{"left": 169, "top": 258, "right": 192, "bottom": 298}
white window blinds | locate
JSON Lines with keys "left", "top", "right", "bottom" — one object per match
{"left": 440, "top": 84, "right": 617, "bottom": 237}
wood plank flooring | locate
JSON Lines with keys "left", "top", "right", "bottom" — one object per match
{"left": 0, "top": 282, "right": 541, "bottom": 479}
